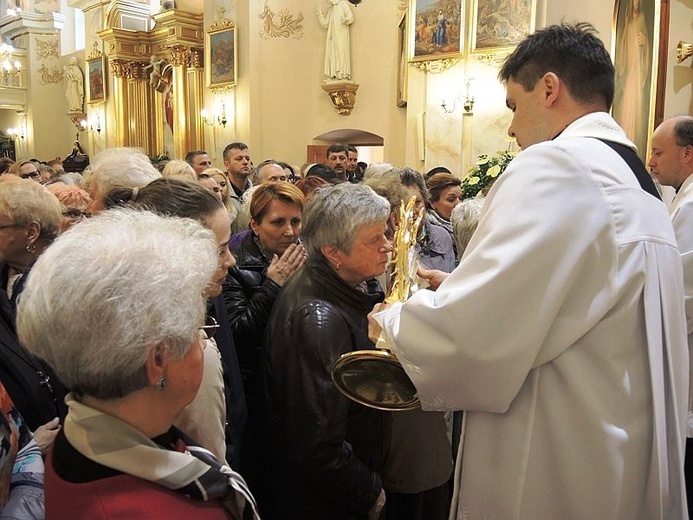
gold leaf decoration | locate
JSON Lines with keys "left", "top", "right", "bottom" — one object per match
{"left": 37, "top": 63, "right": 63, "bottom": 85}
{"left": 258, "top": 1, "right": 304, "bottom": 39}
{"left": 35, "top": 36, "right": 60, "bottom": 59}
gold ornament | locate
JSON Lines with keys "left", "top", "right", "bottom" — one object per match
{"left": 386, "top": 195, "right": 424, "bottom": 304}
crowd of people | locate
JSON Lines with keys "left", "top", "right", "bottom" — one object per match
{"left": 0, "top": 21, "right": 689, "bottom": 520}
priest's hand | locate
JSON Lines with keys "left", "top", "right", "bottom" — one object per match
{"left": 368, "top": 302, "right": 390, "bottom": 345}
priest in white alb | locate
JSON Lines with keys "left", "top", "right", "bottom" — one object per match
{"left": 371, "top": 23, "right": 688, "bottom": 520}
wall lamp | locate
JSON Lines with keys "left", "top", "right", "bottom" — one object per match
{"left": 441, "top": 79, "right": 475, "bottom": 115}
{"left": 440, "top": 97, "right": 458, "bottom": 114}
{"left": 7, "top": 126, "right": 23, "bottom": 140}
{"left": 78, "top": 114, "right": 101, "bottom": 134}
{"left": 201, "top": 101, "right": 227, "bottom": 128}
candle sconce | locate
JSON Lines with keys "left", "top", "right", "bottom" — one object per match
{"left": 201, "top": 102, "right": 227, "bottom": 127}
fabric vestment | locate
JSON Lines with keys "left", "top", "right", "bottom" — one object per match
{"left": 377, "top": 112, "right": 689, "bottom": 519}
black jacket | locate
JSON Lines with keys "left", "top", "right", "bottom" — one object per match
{"left": 262, "top": 257, "right": 391, "bottom": 520}
{"left": 222, "top": 233, "right": 281, "bottom": 409}
{"left": 207, "top": 294, "right": 247, "bottom": 468}
{"left": 0, "top": 264, "right": 68, "bottom": 430}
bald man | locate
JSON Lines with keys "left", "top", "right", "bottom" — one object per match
{"left": 649, "top": 114, "right": 693, "bottom": 518}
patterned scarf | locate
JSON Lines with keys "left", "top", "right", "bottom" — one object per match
{"left": 63, "top": 394, "right": 259, "bottom": 520}
{"left": 426, "top": 209, "right": 454, "bottom": 237}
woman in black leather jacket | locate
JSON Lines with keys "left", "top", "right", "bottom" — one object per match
{"left": 262, "top": 183, "right": 393, "bottom": 520}
{"left": 222, "top": 182, "right": 305, "bottom": 491}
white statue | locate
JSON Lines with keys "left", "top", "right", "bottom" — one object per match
{"left": 317, "top": 0, "right": 354, "bottom": 81}
{"left": 144, "top": 55, "right": 167, "bottom": 89}
{"left": 64, "top": 57, "right": 84, "bottom": 113}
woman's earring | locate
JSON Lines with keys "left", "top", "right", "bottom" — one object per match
{"left": 26, "top": 244, "right": 36, "bottom": 254}
{"left": 156, "top": 376, "right": 167, "bottom": 390}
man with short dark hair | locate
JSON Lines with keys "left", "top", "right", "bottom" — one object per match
{"left": 345, "top": 145, "right": 360, "bottom": 183}
{"left": 371, "top": 23, "right": 688, "bottom": 519}
{"left": 325, "top": 143, "right": 348, "bottom": 182}
{"left": 184, "top": 150, "right": 212, "bottom": 176}
{"left": 649, "top": 114, "right": 693, "bottom": 518}
{"left": 223, "top": 142, "right": 252, "bottom": 230}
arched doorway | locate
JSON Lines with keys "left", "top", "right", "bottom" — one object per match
{"left": 308, "top": 128, "right": 384, "bottom": 165}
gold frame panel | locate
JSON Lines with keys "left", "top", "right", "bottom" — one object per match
{"left": 408, "top": 0, "right": 464, "bottom": 63}
{"left": 470, "top": 0, "right": 537, "bottom": 54}
{"left": 205, "top": 21, "right": 237, "bottom": 89}
{"left": 87, "top": 52, "right": 106, "bottom": 105}
{"left": 611, "top": 0, "right": 668, "bottom": 160}
{"left": 397, "top": 12, "right": 408, "bottom": 107}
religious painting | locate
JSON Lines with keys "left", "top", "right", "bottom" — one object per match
{"left": 408, "top": 0, "right": 464, "bottom": 62}
{"left": 471, "top": 0, "right": 536, "bottom": 53}
{"left": 397, "top": 12, "right": 408, "bottom": 107}
{"left": 612, "top": 0, "right": 668, "bottom": 160}
{"left": 87, "top": 56, "right": 105, "bottom": 104}
{"left": 206, "top": 25, "right": 237, "bottom": 89}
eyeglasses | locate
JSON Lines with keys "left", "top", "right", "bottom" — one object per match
{"left": 199, "top": 315, "right": 220, "bottom": 340}
{"left": 19, "top": 170, "right": 41, "bottom": 180}
{"left": 62, "top": 209, "right": 89, "bottom": 220}
{"left": 0, "top": 223, "right": 19, "bottom": 230}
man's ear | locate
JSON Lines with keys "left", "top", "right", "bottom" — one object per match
{"left": 542, "top": 72, "right": 561, "bottom": 107}
{"left": 682, "top": 144, "right": 693, "bottom": 164}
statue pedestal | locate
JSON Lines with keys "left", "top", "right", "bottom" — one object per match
{"left": 68, "top": 112, "right": 86, "bottom": 129}
{"left": 321, "top": 81, "right": 359, "bottom": 115}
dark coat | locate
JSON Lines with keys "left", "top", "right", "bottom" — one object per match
{"left": 222, "top": 233, "right": 283, "bottom": 492}
{"left": 222, "top": 232, "right": 281, "bottom": 409}
{"left": 0, "top": 264, "right": 67, "bottom": 430}
{"left": 262, "top": 257, "right": 391, "bottom": 520}
{"left": 207, "top": 295, "right": 247, "bottom": 468}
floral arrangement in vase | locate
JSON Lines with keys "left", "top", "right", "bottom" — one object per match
{"left": 461, "top": 149, "right": 517, "bottom": 199}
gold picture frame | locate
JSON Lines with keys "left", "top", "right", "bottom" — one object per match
{"left": 397, "top": 12, "right": 408, "bottom": 107}
{"left": 206, "top": 19, "right": 237, "bottom": 90}
{"left": 86, "top": 45, "right": 106, "bottom": 104}
{"left": 471, "top": 0, "right": 536, "bottom": 54}
{"left": 408, "top": 0, "right": 464, "bottom": 63}
{"left": 611, "top": 0, "right": 668, "bottom": 160}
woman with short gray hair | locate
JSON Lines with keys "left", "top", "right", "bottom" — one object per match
{"left": 17, "top": 208, "right": 259, "bottom": 519}
{"left": 262, "top": 183, "right": 391, "bottom": 519}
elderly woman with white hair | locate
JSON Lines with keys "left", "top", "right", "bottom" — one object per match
{"left": 105, "top": 178, "right": 246, "bottom": 469}
{"left": 262, "top": 183, "right": 392, "bottom": 520}
{"left": 17, "top": 208, "right": 258, "bottom": 519}
{"left": 450, "top": 197, "right": 484, "bottom": 260}
{"left": 85, "top": 146, "right": 161, "bottom": 214}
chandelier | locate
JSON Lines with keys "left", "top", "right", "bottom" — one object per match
{"left": 0, "top": 44, "right": 20, "bottom": 80}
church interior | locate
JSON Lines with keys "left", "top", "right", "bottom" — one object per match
{"left": 0, "top": 0, "right": 689, "bottom": 175}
